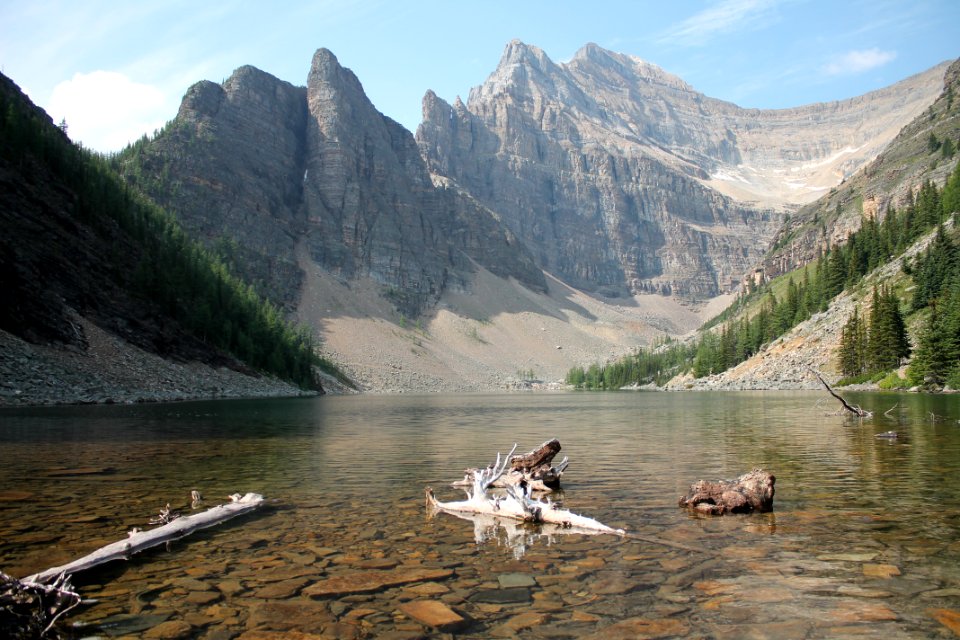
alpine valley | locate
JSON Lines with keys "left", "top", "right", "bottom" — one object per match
{"left": 1, "top": 41, "right": 957, "bottom": 399}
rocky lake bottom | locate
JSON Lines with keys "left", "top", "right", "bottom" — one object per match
{"left": 1, "top": 392, "right": 959, "bottom": 638}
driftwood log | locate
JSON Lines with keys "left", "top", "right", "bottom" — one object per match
{"left": 4, "top": 492, "right": 266, "bottom": 638}
{"left": 429, "top": 445, "right": 623, "bottom": 536}
{"left": 454, "top": 439, "right": 570, "bottom": 493}
{"left": 26, "top": 492, "right": 266, "bottom": 584}
{"left": 1, "top": 571, "right": 80, "bottom": 639}
{"left": 678, "top": 468, "right": 775, "bottom": 515}
{"left": 431, "top": 506, "right": 609, "bottom": 560}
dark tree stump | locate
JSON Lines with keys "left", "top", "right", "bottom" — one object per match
{"left": 678, "top": 468, "right": 775, "bottom": 515}
{"left": 510, "top": 439, "right": 566, "bottom": 489}
{"left": 510, "top": 438, "right": 561, "bottom": 471}
{"left": 456, "top": 439, "right": 569, "bottom": 492}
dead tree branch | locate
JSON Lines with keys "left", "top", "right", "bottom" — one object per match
{"left": 456, "top": 439, "right": 569, "bottom": 493}
{"left": 1, "top": 571, "right": 81, "bottom": 639}
{"left": 428, "top": 444, "right": 623, "bottom": 536}
{"left": 810, "top": 369, "right": 873, "bottom": 418}
{"left": 25, "top": 492, "right": 265, "bottom": 584}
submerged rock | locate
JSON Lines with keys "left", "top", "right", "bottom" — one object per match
{"left": 399, "top": 600, "right": 466, "bottom": 631}
{"left": 302, "top": 568, "right": 453, "bottom": 598}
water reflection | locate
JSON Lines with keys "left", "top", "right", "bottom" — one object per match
{"left": 427, "top": 505, "right": 613, "bottom": 560}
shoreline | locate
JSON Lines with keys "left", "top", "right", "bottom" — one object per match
{"left": 0, "top": 327, "right": 313, "bottom": 409}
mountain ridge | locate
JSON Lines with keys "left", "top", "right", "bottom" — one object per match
{"left": 7, "top": 41, "right": 954, "bottom": 397}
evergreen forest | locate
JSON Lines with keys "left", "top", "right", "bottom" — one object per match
{"left": 0, "top": 79, "right": 345, "bottom": 391}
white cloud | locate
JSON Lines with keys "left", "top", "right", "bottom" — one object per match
{"left": 48, "top": 70, "right": 170, "bottom": 152}
{"left": 659, "top": 0, "right": 780, "bottom": 46}
{"left": 822, "top": 48, "right": 897, "bottom": 76}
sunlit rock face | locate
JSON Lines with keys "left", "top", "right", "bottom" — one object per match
{"left": 417, "top": 41, "right": 947, "bottom": 299}
{"left": 126, "top": 49, "right": 544, "bottom": 315}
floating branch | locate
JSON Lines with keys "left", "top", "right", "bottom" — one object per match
{"left": 454, "top": 439, "right": 570, "bottom": 493}
{"left": 429, "top": 506, "right": 608, "bottom": 560}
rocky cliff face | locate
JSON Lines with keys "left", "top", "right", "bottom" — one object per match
{"left": 301, "top": 49, "right": 544, "bottom": 313}
{"left": 119, "top": 65, "right": 309, "bottom": 306}
{"left": 417, "top": 41, "right": 947, "bottom": 299}
{"left": 760, "top": 59, "right": 960, "bottom": 282}
{"left": 120, "top": 49, "right": 544, "bottom": 316}
{"left": 122, "top": 42, "right": 948, "bottom": 310}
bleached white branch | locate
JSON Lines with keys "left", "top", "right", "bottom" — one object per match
{"left": 26, "top": 493, "right": 265, "bottom": 584}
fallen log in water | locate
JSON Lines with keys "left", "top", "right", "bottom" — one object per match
{"left": 454, "top": 439, "right": 570, "bottom": 493}
{"left": 25, "top": 492, "right": 266, "bottom": 584}
{"left": 429, "top": 445, "right": 624, "bottom": 536}
{"left": 3, "top": 492, "right": 266, "bottom": 638}
{"left": 678, "top": 468, "right": 775, "bottom": 515}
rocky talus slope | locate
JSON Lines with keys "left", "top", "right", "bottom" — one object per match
{"left": 0, "top": 320, "right": 307, "bottom": 406}
{"left": 666, "top": 219, "right": 954, "bottom": 391}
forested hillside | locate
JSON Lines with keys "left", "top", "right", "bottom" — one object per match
{"left": 0, "top": 73, "right": 343, "bottom": 394}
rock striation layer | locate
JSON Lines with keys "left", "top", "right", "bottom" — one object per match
{"left": 417, "top": 41, "right": 948, "bottom": 299}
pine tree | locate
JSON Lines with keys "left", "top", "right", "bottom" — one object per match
{"left": 839, "top": 307, "right": 867, "bottom": 378}
{"left": 943, "top": 161, "right": 960, "bottom": 216}
{"left": 867, "top": 286, "right": 910, "bottom": 372}
{"left": 825, "top": 248, "right": 846, "bottom": 299}
{"left": 909, "top": 281, "right": 960, "bottom": 386}
{"left": 912, "top": 224, "right": 960, "bottom": 310}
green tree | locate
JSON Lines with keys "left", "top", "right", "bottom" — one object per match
{"left": 942, "top": 161, "right": 960, "bottom": 216}
{"left": 909, "top": 281, "right": 960, "bottom": 386}
{"left": 867, "top": 286, "right": 910, "bottom": 372}
{"left": 839, "top": 307, "right": 868, "bottom": 378}
{"left": 943, "top": 137, "right": 956, "bottom": 159}
{"left": 911, "top": 225, "right": 960, "bottom": 311}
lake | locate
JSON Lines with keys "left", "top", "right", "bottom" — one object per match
{"left": 1, "top": 391, "right": 959, "bottom": 638}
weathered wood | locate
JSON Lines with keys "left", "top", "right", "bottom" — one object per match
{"left": 427, "top": 486, "right": 623, "bottom": 535}
{"left": 811, "top": 369, "right": 873, "bottom": 418}
{"left": 25, "top": 493, "right": 265, "bottom": 584}
{"left": 455, "top": 439, "right": 570, "bottom": 492}
{"left": 510, "top": 438, "right": 560, "bottom": 471}
{"left": 678, "top": 468, "right": 775, "bottom": 515}
{"left": 428, "top": 445, "right": 623, "bottom": 536}
{"left": 511, "top": 438, "right": 568, "bottom": 489}
{"left": 1, "top": 571, "right": 80, "bottom": 638}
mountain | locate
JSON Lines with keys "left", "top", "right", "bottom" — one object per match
{"left": 760, "top": 59, "right": 960, "bottom": 283}
{"left": 119, "top": 49, "right": 545, "bottom": 318}
{"left": 114, "top": 44, "right": 950, "bottom": 392}
{"left": 596, "top": 61, "right": 960, "bottom": 392}
{"left": 417, "top": 41, "right": 948, "bottom": 299}
{"left": 0, "top": 73, "right": 321, "bottom": 405}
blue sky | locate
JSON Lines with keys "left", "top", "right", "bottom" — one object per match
{"left": 1, "top": 0, "right": 957, "bottom": 152}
